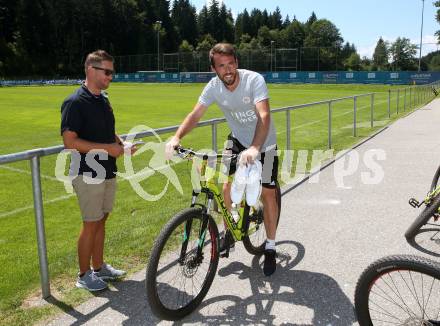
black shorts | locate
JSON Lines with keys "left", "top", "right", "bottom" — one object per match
{"left": 222, "top": 134, "right": 278, "bottom": 188}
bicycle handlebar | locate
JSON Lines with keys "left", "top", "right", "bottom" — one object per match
{"left": 175, "top": 146, "right": 237, "bottom": 160}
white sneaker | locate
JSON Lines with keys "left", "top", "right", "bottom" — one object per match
{"left": 246, "top": 161, "right": 262, "bottom": 206}
{"left": 231, "top": 163, "right": 248, "bottom": 204}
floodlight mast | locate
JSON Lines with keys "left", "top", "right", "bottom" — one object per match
{"left": 270, "top": 40, "right": 275, "bottom": 72}
{"left": 156, "top": 20, "right": 162, "bottom": 72}
{"left": 418, "top": 0, "right": 425, "bottom": 72}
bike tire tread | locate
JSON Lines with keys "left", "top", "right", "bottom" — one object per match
{"left": 146, "top": 207, "right": 219, "bottom": 321}
{"left": 354, "top": 254, "right": 440, "bottom": 326}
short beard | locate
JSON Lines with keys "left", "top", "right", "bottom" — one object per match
{"left": 219, "top": 73, "right": 236, "bottom": 86}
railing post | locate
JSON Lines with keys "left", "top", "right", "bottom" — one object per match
{"left": 211, "top": 123, "right": 217, "bottom": 153}
{"left": 404, "top": 88, "right": 407, "bottom": 111}
{"left": 328, "top": 101, "right": 332, "bottom": 149}
{"left": 370, "top": 93, "right": 374, "bottom": 128}
{"left": 353, "top": 96, "right": 357, "bottom": 137}
{"left": 30, "top": 156, "right": 50, "bottom": 299}
{"left": 396, "top": 89, "right": 400, "bottom": 114}
{"left": 388, "top": 89, "right": 391, "bottom": 118}
{"left": 286, "top": 110, "right": 291, "bottom": 151}
{"left": 409, "top": 87, "right": 412, "bottom": 109}
{"left": 418, "top": 87, "right": 420, "bottom": 105}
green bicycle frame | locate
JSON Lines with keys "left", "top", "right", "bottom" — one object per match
{"left": 192, "top": 156, "right": 250, "bottom": 242}
{"left": 425, "top": 186, "right": 440, "bottom": 206}
{"left": 178, "top": 149, "right": 263, "bottom": 264}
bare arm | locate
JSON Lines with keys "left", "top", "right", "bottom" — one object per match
{"left": 62, "top": 130, "right": 124, "bottom": 158}
{"left": 240, "top": 99, "right": 271, "bottom": 164}
{"left": 165, "top": 102, "right": 208, "bottom": 157}
{"left": 251, "top": 99, "right": 271, "bottom": 151}
{"left": 175, "top": 103, "right": 208, "bottom": 140}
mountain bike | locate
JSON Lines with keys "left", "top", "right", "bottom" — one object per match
{"left": 355, "top": 165, "right": 440, "bottom": 325}
{"left": 354, "top": 255, "right": 440, "bottom": 325}
{"left": 405, "top": 165, "right": 440, "bottom": 241}
{"left": 145, "top": 146, "right": 281, "bottom": 321}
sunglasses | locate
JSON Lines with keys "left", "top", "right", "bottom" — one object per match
{"left": 92, "top": 66, "right": 115, "bottom": 76}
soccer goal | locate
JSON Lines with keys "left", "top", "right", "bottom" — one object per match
{"left": 275, "top": 48, "right": 298, "bottom": 71}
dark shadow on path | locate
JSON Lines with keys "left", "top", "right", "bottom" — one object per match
{"left": 47, "top": 240, "right": 355, "bottom": 325}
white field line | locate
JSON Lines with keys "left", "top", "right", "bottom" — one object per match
{"left": 0, "top": 194, "right": 75, "bottom": 219}
{"left": 0, "top": 165, "right": 59, "bottom": 181}
{"left": 0, "top": 160, "right": 182, "bottom": 219}
{"left": 276, "top": 98, "right": 389, "bottom": 135}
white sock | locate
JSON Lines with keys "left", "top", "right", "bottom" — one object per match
{"left": 265, "top": 239, "right": 276, "bottom": 251}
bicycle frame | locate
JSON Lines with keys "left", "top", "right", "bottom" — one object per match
{"left": 190, "top": 155, "right": 250, "bottom": 242}
{"left": 426, "top": 186, "right": 440, "bottom": 205}
{"left": 176, "top": 147, "right": 263, "bottom": 264}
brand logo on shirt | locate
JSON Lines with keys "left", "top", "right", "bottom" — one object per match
{"left": 242, "top": 96, "right": 251, "bottom": 104}
{"left": 230, "top": 109, "right": 257, "bottom": 124}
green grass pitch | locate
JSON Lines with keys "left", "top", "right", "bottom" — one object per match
{"left": 0, "top": 82, "right": 424, "bottom": 324}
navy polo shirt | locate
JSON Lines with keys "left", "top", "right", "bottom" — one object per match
{"left": 61, "top": 84, "right": 117, "bottom": 179}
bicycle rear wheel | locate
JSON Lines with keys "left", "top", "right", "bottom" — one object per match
{"left": 146, "top": 207, "right": 219, "bottom": 321}
{"left": 405, "top": 193, "right": 440, "bottom": 241}
{"left": 242, "top": 182, "right": 281, "bottom": 255}
{"left": 354, "top": 255, "right": 440, "bottom": 326}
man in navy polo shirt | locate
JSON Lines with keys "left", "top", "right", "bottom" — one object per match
{"left": 61, "top": 50, "right": 133, "bottom": 291}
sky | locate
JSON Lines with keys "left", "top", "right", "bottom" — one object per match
{"left": 191, "top": 0, "right": 439, "bottom": 58}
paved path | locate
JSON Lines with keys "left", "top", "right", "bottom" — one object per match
{"left": 48, "top": 99, "right": 440, "bottom": 325}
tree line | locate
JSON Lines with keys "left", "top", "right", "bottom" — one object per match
{"left": 0, "top": 0, "right": 439, "bottom": 78}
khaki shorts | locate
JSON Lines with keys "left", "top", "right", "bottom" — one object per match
{"left": 72, "top": 176, "right": 117, "bottom": 221}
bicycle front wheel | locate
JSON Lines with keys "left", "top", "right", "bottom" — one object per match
{"left": 429, "top": 165, "right": 440, "bottom": 193}
{"left": 354, "top": 255, "right": 440, "bottom": 326}
{"left": 146, "top": 208, "right": 219, "bottom": 321}
{"left": 242, "top": 182, "right": 281, "bottom": 255}
{"left": 405, "top": 193, "right": 440, "bottom": 241}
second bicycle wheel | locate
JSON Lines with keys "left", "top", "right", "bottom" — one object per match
{"left": 242, "top": 182, "right": 281, "bottom": 255}
{"left": 354, "top": 255, "right": 440, "bottom": 326}
{"left": 146, "top": 207, "right": 219, "bottom": 321}
{"left": 405, "top": 193, "right": 440, "bottom": 241}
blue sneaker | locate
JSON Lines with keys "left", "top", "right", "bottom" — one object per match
{"left": 76, "top": 270, "right": 108, "bottom": 291}
{"left": 94, "top": 263, "right": 126, "bottom": 281}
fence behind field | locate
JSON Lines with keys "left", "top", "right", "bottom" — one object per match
{"left": 3, "top": 72, "right": 440, "bottom": 87}
{"left": 111, "top": 70, "right": 440, "bottom": 85}
{"left": 0, "top": 82, "right": 438, "bottom": 299}
{"left": 112, "top": 48, "right": 429, "bottom": 74}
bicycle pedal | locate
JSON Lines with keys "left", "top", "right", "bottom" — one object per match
{"left": 408, "top": 198, "right": 422, "bottom": 208}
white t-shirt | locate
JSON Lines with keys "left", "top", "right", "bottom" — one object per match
{"left": 198, "top": 69, "right": 277, "bottom": 152}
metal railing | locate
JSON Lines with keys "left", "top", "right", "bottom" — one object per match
{"left": 0, "top": 82, "right": 438, "bottom": 299}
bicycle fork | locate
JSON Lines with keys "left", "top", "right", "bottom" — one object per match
{"left": 409, "top": 196, "right": 440, "bottom": 222}
{"left": 178, "top": 192, "right": 214, "bottom": 266}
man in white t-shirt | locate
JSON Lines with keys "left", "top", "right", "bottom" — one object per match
{"left": 165, "top": 43, "right": 279, "bottom": 276}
